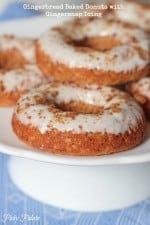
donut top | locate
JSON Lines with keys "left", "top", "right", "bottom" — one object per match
{"left": 0, "top": 35, "right": 36, "bottom": 63}
{"left": 0, "top": 64, "right": 49, "bottom": 92}
{"left": 38, "top": 18, "right": 150, "bottom": 72}
{"left": 15, "top": 82, "right": 144, "bottom": 134}
{"left": 115, "top": 0, "right": 150, "bottom": 32}
{"left": 130, "top": 77, "right": 150, "bottom": 100}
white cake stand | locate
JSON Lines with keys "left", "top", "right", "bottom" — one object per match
{"left": 0, "top": 18, "right": 150, "bottom": 212}
{"left": 8, "top": 157, "right": 150, "bottom": 212}
{"left": 0, "top": 108, "right": 150, "bottom": 212}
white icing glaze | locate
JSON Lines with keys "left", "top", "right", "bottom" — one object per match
{"left": 0, "top": 64, "right": 50, "bottom": 92}
{"left": 130, "top": 77, "right": 150, "bottom": 100}
{"left": 115, "top": 1, "right": 150, "bottom": 32}
{"left": 38, "top": 18, "right": 149, "bottom": 72}
{"left": 0, "top": 35, "right": 35, "bottom": 63}
{"left": 14, "top": 82, "right": 144, "bottom": 134}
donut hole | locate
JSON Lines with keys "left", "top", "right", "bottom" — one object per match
{"left": 0, "top": 49, "right": 27, "bottom": 70}
{"left": 70, "top": 36, "right": 122, "bottom": 52}
{"left": 55, "top": 101, "right": 103, "bottom": 114}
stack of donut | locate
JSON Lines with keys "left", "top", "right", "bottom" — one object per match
{"left": 11, "top": 0, "right": 150, "bottom": 156}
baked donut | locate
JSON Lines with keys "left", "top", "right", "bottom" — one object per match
{"left": 127, "top": 77, "right": 150, "bottom": 119}
{"left": 0, "top": 35, "right": 50, "bottom": 106}
{"left": 12, "top": 82, "right": 146, "bottom": 156}
{"left": 36, "top": 18, "right": 150, "bottom": 86}
{"left": 0, "top": 35, "right": 36, "bottom": 70}
{"left": 0, "top": 64, "right": 49, "bottom": 106}
{"left": 114, "top": 0, "right": 150, "bottom": 33}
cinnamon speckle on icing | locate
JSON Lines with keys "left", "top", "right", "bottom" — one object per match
{"left": 0, "top": 64, "right": 50, "bottom": 93}
{"left": 0, "top": 35, "right": 36, "bottom": 63}
{"left": 14, "top": 82, "right": 144, "bottom": 135}
{"left": 38, "top": 18, "right": 149, "bottom": 72}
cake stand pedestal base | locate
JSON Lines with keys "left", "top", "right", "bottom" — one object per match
{"left": 8, "top": 156, "right": 150, "bottom": 212}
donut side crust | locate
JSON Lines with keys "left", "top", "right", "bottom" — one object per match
{"left": 12, "top": 114, "right": 146, "bottom": 156}
{"left": 36, "top": 43, "right": 150, "bottom": 86}
{"left": 0, "top": 91, "right": 26, "bottom": 106}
